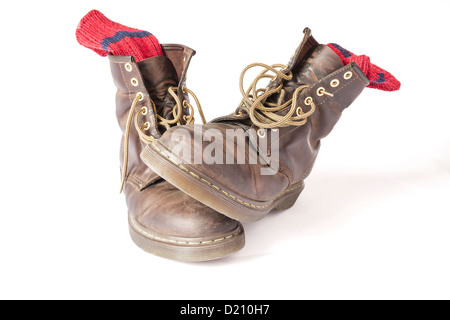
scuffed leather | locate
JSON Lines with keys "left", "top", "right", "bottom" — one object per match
{"left": 158, "top": 29, "right": 369, "bottom": 202}
{"left": 109, "top": 44, "right": 195, "bottom": 190}
{"left": 125, "top": 181, "right": 238, "bottom": 237}
{"left": 158, "top": 123, "right": 290, "bottom": 201}
{"left": 109, "top": 44, "right": 240, "bottom": 238}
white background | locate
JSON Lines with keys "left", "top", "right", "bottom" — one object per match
{"left": 1, "top": 0, "right": 449, "bottom": 300}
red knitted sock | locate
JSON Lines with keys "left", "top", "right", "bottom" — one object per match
{"left": 76, "top": 10, "right": 162, "bottom": 61}
{"left": 327, "top": 43, "right": 400, "bottom": 91}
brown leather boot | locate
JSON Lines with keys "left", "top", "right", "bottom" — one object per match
{"left": 105, "top": 44, "right": 244, "bottom": 260}
{"left": 140, "top": 30, "right": 372, "bottom": 222}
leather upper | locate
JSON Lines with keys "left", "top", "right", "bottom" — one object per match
{"left": 156, "top": 29, "right": 370, "bottom": 202}
{"left": 109, "top": 44, "right": 240, "bottom": 238}
{"left": 109, "top": 44, "right": 195, "bottom": 190}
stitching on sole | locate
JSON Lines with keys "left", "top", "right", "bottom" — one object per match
{"left": 151, "top": 144, "right": 304, "bottom": 209}
{"left": 130, "top": 216, "right": 242, "bottom": 245}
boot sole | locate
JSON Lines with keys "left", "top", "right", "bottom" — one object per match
{"left": 128, "top": 212, "right": 245, "bottom": 262}
{"left": 141, "top": 143, "right": 305, "bottom": 222}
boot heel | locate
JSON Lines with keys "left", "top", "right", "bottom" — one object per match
{"left": 274, "top": 184, "right": 305, "bottom": 210}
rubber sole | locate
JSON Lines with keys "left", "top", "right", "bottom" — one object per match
{"left": 141, "top": 142, "right": 305, "bottom": 222}
{"left": 128, "top": 212, "right": 245, "bottom": 262}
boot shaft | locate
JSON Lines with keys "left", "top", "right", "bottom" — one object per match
{"left": 275, "top": 29, "right": 369, "bottom": 183}
{"left": 109, "top": 44, "right": 196, "bottom": 189}
{"left": 212, "top": 28, "right": 369, "bottom": 184}
{"left": 267, "top": 28, "right": 368, "bottom": 141}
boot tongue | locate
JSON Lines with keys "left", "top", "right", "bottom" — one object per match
{"left": 137, "top": 55, "right": 179, "bottom": 119}
{"left": 286, "top": 44, "right": 343, "bottom": 89}
{"left": 265, "top": 44, "right": 343, "bottom": 111}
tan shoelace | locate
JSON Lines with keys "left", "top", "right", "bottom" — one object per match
{"left": 120, "top": 86, "right": 205, "bottom": 192}
{"left": 237, "top": 63, "right": 317, "bottom": 129}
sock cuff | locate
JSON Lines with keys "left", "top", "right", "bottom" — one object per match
{"left": 76, "top": 10, "right": 163, "bottom": 61}
{"left": 328, "top": 43, "right": 354, "bottom": 61}
{"left": 327, "top": 43, "right": 400, "bottom": 92}
{"left": 78, "top": 10, "right": 140, "bottom": 39}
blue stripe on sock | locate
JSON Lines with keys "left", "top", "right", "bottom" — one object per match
{"left": 373, "top": 72, "right": 386, "bottom": 83}
{"left": 330, "top": 43, "right": 352, "bottom": 58}
{"left": 101, "top": 31, "right": 152, "bottom": 51}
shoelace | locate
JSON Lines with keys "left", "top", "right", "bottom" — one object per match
{"left": 237, "top": 63, "right": 318, "bottom": 129}
{"left": 120, "top": 86, "right": 205, "bottom": 192}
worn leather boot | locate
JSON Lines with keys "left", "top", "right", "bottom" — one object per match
{"left": 107, "top": 44, "right": 244, "bottom": 260}
{"left": 140, "top": 30, "right": 372, "bottom": 222}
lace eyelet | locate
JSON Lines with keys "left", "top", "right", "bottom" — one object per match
{"left": 143, "top": 122, "right": 150, "bottom": 130}
{"left": 316, "top": 87, "right": 334, "bottom": 97}
{"left": 125, "top": 63, "right": 132, "bottom": 72}
{"left": 304, "top": 97, "right": 313, "bottom": 105}
{"left": 344, "top": 71, "right": 353, "bottom": 80}
{"left": 137, "top": 92, "right": 144, "bottom": 101}
{"left": 330, "top": 79, "right": 339, "bottom": 87}
{"left": 316, "top": 87, "right": 325, "bottom": 96}
{"left": 257, "top": 128, "right": 266, "bottom": 138}
{"left": 141, "top": 106, "right": 148, "bottom": 115}
{"left": 296, "top": 107, "right": 304, "bottom": 116}
{"left": 131, "top": 78, "right": 139, "bottom": 87}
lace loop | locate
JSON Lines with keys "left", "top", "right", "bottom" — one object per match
{"left": 120, "top": 87, "right": 204, "bottom": 193}
{"left": 120, "top": 92, "right": 144, "bottom": 193}
{"left": 238, "top": 63, "right": 316, "bottom": 129}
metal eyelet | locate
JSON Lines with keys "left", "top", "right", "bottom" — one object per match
{"left": 137, "top": 92, "right": 144, "bottom": 101}
{"left": 143, "top": 122, "right": 150, "bottom": 130}
{"left": 257, "top": 128, "right": 266, "bottom": 138}
{"left": 330, "top": 79, "right": 340, "bottom": 87}
{"left": 304, "top": 97, "right": 313, "bottom": 105}
{"left": 141, "top": 106, "right": 148, "bottom": 115}
{"left": 316, "top": 87, "right": 334, "bottom": 97}
{"left": 316, "top": 87, "right": 325, "bottom": 96}
{"left": 296, "top": 107, "right": 304, "bottom": 116}
{"left": 344, "top": 71, "right": 353, "bottom": 80}
{"left": 125, "top": 63, "right": 133, "bottom": 72}
{"left": 131, "top": 78, "right": 139, "bottom": 86}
